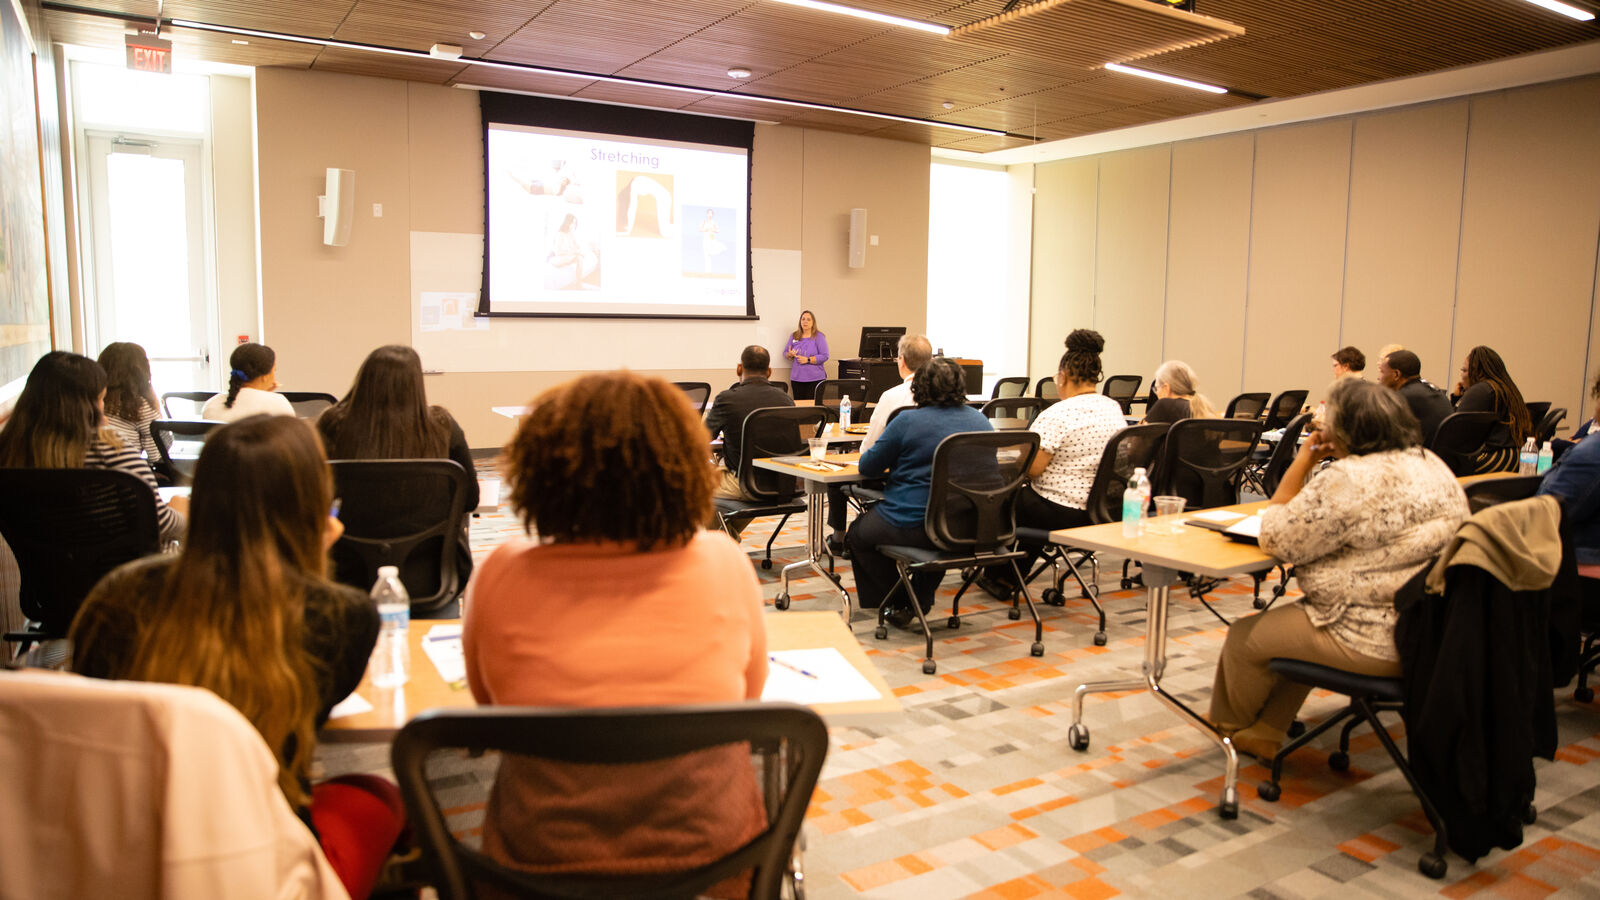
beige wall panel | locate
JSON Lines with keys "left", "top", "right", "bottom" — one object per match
{"left": 1584, "top": 241, "right": 1600, "bottom": 434}
{"left": 210, "top": 75, "right": 260, "bottom": 347}
{"left": 1163, "top": 133, "right": 1253, "bottom": 400}
{"left": 1029, "top": 157, "right": 1098, "bottom": 381}
{"left": 1093, "top": 145, "right": 1171, "bottom": 385}
{"left": 1243, "top": 119, "right": 1353, "bottom": 404}
{"left": 256, "top": 69, "right": 413, "bottom": 396}
{"left": 1341, "top": 101, "right": 1468, "bottom": 389}
{"left": 752, "top": 125, "right": 803, "bottom": 252}
{"left": 408, "top": 84, "right": 483, "bottom": 235}
{"left": 1455, "top": 78, "right": 1600, "bottom": 423}
{"left": 798, "top": 129, "right": 929, "bottom": 369}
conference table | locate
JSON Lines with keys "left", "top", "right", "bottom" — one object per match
{"left": 751, "top": 452, "right": 865, "bottom": 619}
{"left": 323, "top": 609, "right": 899, "bottom": 741}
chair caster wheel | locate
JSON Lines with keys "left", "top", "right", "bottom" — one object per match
{"left": 1219, "top": 787, "right": 1239, "bottom": 819}
{"left": 1042, "top": 588, "right": 1065, "bottom": 607}
{"left": 922, "top": 660, "right": 937, "bottom": 675}
{"left": 1252, "top": 597, "right": 1267, "bottom": 609}
{"left": 1523, "top": 804, "right": 1537, "bottom": 825}
{"left": 874, "top": 625, "right": 888, "bottom": 640}
{"left": 1083, "top": 586, "right": 1099, "bottom": 602}
{"left": 1287, "top": 721, "right": 1306, "bottom": 738}
{"left": 1328, "top": 751, "right": 1349, "bottom": 772}
{"left": 1418, "top": 853, "right": 1447, "bottom": 879}
{"left": 1093, "top": 632, "right": 1107, "bottom": 647}
{"left": 762, "top": 559, "right": 773, "bottom": 570}
{"left": 1257, "top": 781, "right": 1281, "bottom": 802}
{"left": 1576, "top": 686, "right": 1594, "bottom": 703}
{"left": 1008, "top": 607, "right": 1022, "bottom": 620}
{"left": 1068, "top": 723, "right": 1090, "bottom": 751}
{"left": 1030, "top": 641, "right": 1044, "bottom": 657}
{"left": 774, "top": 593, "right": 790, "bottom": 611}
{"left": 947, "top": 616, "right": 961, "bottom": 629}
{"left": 1120, "top": 579, "right": 1134, "bottom": 590}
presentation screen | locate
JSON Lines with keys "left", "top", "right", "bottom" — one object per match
{"left": 482, "top": 120, "right": 752, "bottom": 319}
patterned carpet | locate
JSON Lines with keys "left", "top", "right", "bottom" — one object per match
{"left": 318, "top": 463, "right": 1600, "bottom": 898}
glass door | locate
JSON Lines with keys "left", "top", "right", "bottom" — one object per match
{"left": 81, "top": 131, "right": 214, "bottom": 397}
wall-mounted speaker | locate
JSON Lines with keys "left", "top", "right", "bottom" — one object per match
{"left": 317, "top": 167, "right": 355, "bottom": 247}
{"left": 848, "top": 207, "right": 867, "bottom": 269}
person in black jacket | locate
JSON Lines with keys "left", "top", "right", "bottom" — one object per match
{"left": 1377, "top": 350, "right": 1453, "bottom": 446}
{"left": 705, "top": 345, "right": 794, "bottom": 537}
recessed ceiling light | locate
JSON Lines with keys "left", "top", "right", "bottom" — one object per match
{"left": 429, "top": 43, "right": 464, "bottom": 60}
{"left": 941, "top": 101, "right": 955, "bottom": 109}
{"left": 769, "top": 0, "right": 950, "bottom": 36}
{"left": 468, "top": 30, "right": 486, "bottom": 40}
{"left": 727, "top": 66, "right": 753, "bottom": 79}
{"left": 1104, "top": 62, "right": 1227, "bottom": 94}
{"left": 231, "top": 39, "right": 249, "bottom": 45}
{"left": 1518, "top": 0, "right": 1595, "bottom": 20}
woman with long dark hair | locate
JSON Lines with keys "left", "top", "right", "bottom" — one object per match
{"left": 0, "top": 351, "right": 184, "bottom": 541}
{"left": 71, "top": 415, "right": 398, "bottom": 899}
{"left": 97, "top": 341, "right": 161, "bottom": 465}
{"left": 1452, "top": 345, "right": 1531, "bottom": 473}
{"left": 317, "top": 345, "right": 478, "bottom": 579}
{"left": 202, "top": 342, "right": 295, "bottom": 423}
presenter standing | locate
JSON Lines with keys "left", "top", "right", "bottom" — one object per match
{"left": 784, "top": 310, "right": 829, "bottom": 401}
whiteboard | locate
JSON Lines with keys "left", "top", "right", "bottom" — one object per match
{"left": 408, "top": 231, "right": 799, "bottom": 373}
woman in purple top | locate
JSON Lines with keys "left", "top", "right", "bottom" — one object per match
{"left": 783, "top": 310, "right": 829, "bottom": 401}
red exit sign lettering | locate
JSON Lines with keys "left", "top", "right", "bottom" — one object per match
{"left": 125, "top": 34, "right": 173, "bottom": 74}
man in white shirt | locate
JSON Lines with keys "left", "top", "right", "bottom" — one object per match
{"left": 826, "top": 334, "right": 932, "bottom": 556}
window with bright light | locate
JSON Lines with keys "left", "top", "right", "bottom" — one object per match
{"left": 73, "top": 62, "right": 209, "bottom": 133}
{"left": 927, "top": 163, "right": 1020, "bottom": 387}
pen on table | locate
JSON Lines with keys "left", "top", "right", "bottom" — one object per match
{"left": 769, "top": 655, "right": 818, "bottom": 679}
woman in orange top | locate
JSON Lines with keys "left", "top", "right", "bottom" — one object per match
{"left": 462, "top": 371, "right": 767, "bottom": 891}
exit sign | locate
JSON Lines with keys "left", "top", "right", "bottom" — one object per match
{"left": 125, "top": 33, "right": 172, "bottom": 74}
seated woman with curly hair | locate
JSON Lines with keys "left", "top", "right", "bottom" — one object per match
{"left": 846, "top": 356, "right": 992, "bottom": 626}
{"left": 463, "top": 371, "right": 767, "bottom": 897}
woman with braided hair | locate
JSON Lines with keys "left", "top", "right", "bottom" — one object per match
{"left": 1451, "top": 345, "right": 1531, "bottom": 473}
{"left": 201, "top": 342, "right": 295, "bottom": 423}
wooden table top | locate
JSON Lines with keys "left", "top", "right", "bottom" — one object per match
{"left": 1049, "top": 501, "right": 1278, "bottom": 579}
{"left": 752, "top": 451, "right": 865, "bottom": 484}
{"left": 323, "top": 609, "right": 899, "bottom": 740}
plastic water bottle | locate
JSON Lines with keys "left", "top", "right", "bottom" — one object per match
{"left": 1537, "top": 442, "right": 1553, "bottom": 475}
{"left": 1519, "top": 437, "right": 1538, "bottom": 476}
{"left": 839, "top": 395, "right": 852, "bottom": 429}
{"left": 370, "top": 565, "right": 410, "bottom": 687}
{"left": 1122, "top": 467, "right": 1150, "bottom": 538}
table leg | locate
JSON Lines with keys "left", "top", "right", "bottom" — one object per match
{"left": 1067, "top": 564, "right": 1242, "bottom": 819}
{"left": 776, "top": 480, "right": 851, "bottom": 620}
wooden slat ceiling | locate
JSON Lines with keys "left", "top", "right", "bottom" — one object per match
{"left": 38, "top": 0, "right": 1600, "bottom": 150}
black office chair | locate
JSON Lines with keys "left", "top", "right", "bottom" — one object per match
{"left": 1154, "top": 418, "right": 1265, "bottom": 511}
{"left": 813, "top": 378, "right": 870, "bottom": 423}
{"left": 0, "top": 469, "right": 161, "bottom": 655}
{"left": 1535, "top": 407, "right": 1567, "bottom": 448}
{"left": 1016, "top": 423, "right": 1170, "bottom": 646}
{"left": 872, "top": 431, "right": 1043, "bottom": 674}
{"left": 1035, "top": 377, "right": 1059, "bottom": 402}
{"left": 149, "top": 419, "right": 222, "bottom": 485}
{"left": 1127, "top": 384, "right": 1159, "bottom": 415}
{"left": 329, "top": 459, "right": 472, "bottom": 614}
{"left": 1101, "top": 375, "right": 1142, "bottom": 414}
{"left": 1245, "top": 413, "right": 1313, "bottom": 609}
{"left": 1462, "top": 474, "right": 1542, "bottom": 514}
{"left": 673, "top": 381, "right": 713, "bottom": 416}
{"left": 1223, "top": 392, "right": 1271, "bottom": 421}
{"left": 991, "top": 376, "right": 1028, "bottom": 400}
{"left": 160, "top": 390, "right": 216, "bottom": 418}
{"left": 392, "top": 703, "right": 828, "bottom": 900}
{"left": 979, "top": 397, "right": 1044, "bottom": 428}
{"left": 715, "top": 406, "right": 829, "bottom": 581}
{"left": 280, "top": 391, "right": 337, "bottom": 418}
{"left": 768, "top": 380, "right": 789, "bottom": 395}
{"left": 1525, "top": 401, "right": 1551, "bottom": 431}
{"left": 1428, "top": 411, "right": 1499, "bottom": 476}
{"left": 1263, "top": 390, "right": 1309, "bottom": 430}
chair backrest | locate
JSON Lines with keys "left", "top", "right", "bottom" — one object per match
{"left": 1260, "top": 413, "right": 1313, "bottom": 497}
{"left": 991, "top": 376, "right": 1028, "bottom": 399}
{"left": 1083, "top": 423, "right": 1170, "bottom": 525}
{"left": 768, "top": 380, "right": 789, "bottom": 395}
{"left": 813, "top": 378, "right": 869, "bottom": 421}
{"left": 279, "top": 391, "right": 337, "bottom": 418}
{"left": 979, "top": 397, "right": 1044, "bottom": 427}
{"left": 1428, "top": 411, "right": 1499, "bottom": 476}
{"left": 672, "top": 381, "right": 713, "bottom": 416}
{"left": 1462, "top": 474, "right": 1543, "bottom": 514}
{"left": 1535, "top": 406, "right": 1567, "bottom": 447}
{"left": 392, "top": 704, "right": 828, "bottom": 900}
{"left": 328, "top": 459, "right": 471, "bottom": 612}
{"left": 1101, "top": 375, "right": 1142, "bottom": 413}
{"left": 885, "top": 405, "right": 911, "bottom": 429}
{"left": 1525, "top": 401, "right": 1551, "bottom": 429}
{"left": 0, "top": 469, "right": 160, "bottom": 636}
{"left": 923, "top": 431, "right": 1039, "bottom": 553}
{"left": 736, "top": 407, "right": 830, "bottom": 503}
{"left": 1154, "top": 418, "right": 1265, "bottom": 510}
{"left": 1224, "top": 392, "right": 1271, "bottom": 421}
{"left": 160, "top": 390, "right": 216, "bottom": 418}
{"left": 149, "top": 419, "right": 222, "bottom": 485}
{"left": 1263, "top": 390, "right": 1309, "bottom": 430}
{"left": 1035, "top": 377, "right": 1059, "bottom": 401}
